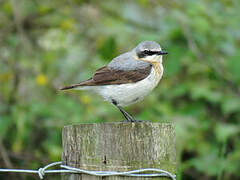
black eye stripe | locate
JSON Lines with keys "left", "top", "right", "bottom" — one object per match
{"left": 137, "top": 50, "right": 160, "bottom": 58}
{"left": 143, "top": 50, "right": 157, "bottom": 55}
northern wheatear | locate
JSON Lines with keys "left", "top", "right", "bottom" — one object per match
{"left": 60, "top": 41, "right": 168, "bottom": 122}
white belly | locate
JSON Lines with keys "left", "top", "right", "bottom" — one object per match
{"left": 87, "top": 65, "right": 163, "bottom": 106}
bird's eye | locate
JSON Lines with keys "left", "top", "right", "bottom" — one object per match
{"left": 137, "top": 50, "right": 156, "bottom": 58}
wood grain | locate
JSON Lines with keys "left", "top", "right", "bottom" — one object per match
{"left": 62, "top": 122, "right": 176, "bottom": 180}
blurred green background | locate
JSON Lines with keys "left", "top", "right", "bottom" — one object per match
{"left": 0, "top": 0, "right": 240, "bottom": 179}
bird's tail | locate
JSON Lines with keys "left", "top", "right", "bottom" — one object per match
{"left": 60, "top": 83, "right": 92, "bottom": 91}
{"left": 60, "top": 84, "right": 80, "bottom": 90}
{"left": 60, "top": 82, "right": 91, "bottom": 90}
{"left": 60, "top": 78, "right": 93, "bottom": 91}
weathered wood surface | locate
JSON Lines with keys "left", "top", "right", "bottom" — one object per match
{"left": 62, "top": 122, "right": 176, "bottom": 180}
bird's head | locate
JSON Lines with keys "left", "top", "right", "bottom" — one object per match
{"left": 133, "top": 41, "right": 168, "bottom": 63}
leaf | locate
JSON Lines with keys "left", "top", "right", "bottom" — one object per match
{"left": 221, "top": 96, "right": 240, "bottom": 114}
{"left": 0, "top": 116, "right": 12, "bottom": 139}
{"left": 190, "top": 85, "right": 222, "bottom": 104}
{"left": 191, "top": 150, "right": 226, "bottom": 176}
{"left": 164, "top": 46, "right": 183, "bottom": 77}
{"left": 98, "top": 37, "right": 117, "bottom": 61}
{"left": 228, "top": 52, "right": 240, "bottom": 83}
{"left": 215, "top": 123, "right": 240, "bottom": 143}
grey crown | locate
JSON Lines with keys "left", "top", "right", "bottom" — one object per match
{"left": 108, "top": 41, "right": 161, "bottom": 71}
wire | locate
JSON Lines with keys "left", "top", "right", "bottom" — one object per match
{"left": 0, "top": 161, "right": 176, "bottom": 180}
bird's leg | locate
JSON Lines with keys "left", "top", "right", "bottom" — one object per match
{"left": 118, "top": 106, "right": 137, "bottom": 122}
{"left": 112, "top": 100, "right": 136, "bottom": 122}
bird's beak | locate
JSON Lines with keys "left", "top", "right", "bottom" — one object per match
{"left": 158, "top": 51, "right": 168, "bottom": 55}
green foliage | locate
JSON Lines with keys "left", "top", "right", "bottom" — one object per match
{"left": 0, "top": 0, "right": 240, "bottom": 179}
{"left": 98, "top": 37, "right": 118, "bottom": 61}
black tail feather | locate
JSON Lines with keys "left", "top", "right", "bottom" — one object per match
{"left": 60, "top": 84, "right": 78, "bottom": 90}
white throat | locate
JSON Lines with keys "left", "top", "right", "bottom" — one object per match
{"left": 141, "top": 55, "right": 162, "bottom": 63}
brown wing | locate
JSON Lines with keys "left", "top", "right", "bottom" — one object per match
{"left": 60, "top": 65, "right": 152, "bottom": 90}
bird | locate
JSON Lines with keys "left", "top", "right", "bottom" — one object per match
{"left": 60, "top": 41, "right": 168, "bottom": 122}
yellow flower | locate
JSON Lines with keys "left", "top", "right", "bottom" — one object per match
{"left": 0, "top": 72, "right": 12, "bottom": 82}
{"left": 36, "top": 74, "right": 47, "bottom": 86}
{"left": 61, "top": 19, "right": 74, "bottom": 31}
{"left": 80, "top": 94, "right": 92, "bottom": 104}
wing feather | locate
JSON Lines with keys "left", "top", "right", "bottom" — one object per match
{"left": 60, "top": 65, "right": 152, "bottom": 90}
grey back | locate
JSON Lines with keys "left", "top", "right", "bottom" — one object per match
{"left": 108, "top": 52, "right": 151, "bottom": 71}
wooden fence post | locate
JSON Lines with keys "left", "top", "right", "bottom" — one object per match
{"left": 61, "top": 122, "right": 176, "bottom": 180}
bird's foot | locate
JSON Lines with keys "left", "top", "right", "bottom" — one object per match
{"left": 121, "top": 119, "right": 146, "bottom": 123}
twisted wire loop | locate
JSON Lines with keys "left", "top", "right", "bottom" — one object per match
{"left": 0, "top": 161, "right": 176, "bottom": 180}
